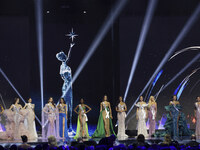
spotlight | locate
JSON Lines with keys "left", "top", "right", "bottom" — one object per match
{"left": 176, "top": 78, "right": 189, "bottom": 100}
{"left": 123, "top": 0, "right": 158, "bottom": 101}
{"left": 71, "top": 0, "right": 128, "bottom": 84}
{"left": 174, "top": 68, "right": 198, "bottom": 95}
{"left": 126, "top": 53, "right": 200, "bottom": 124}
{"left": 34, "top": 0, "right": 44, "bottom": 111}
{"left": 189, "top": 79, "right": 200, "bottom": 94}
{"left": 0, "top": 68, "right": 42, "bottom": 126}
{"left": 146, "top": 70, "right": 163, "bottom": 101}
{"left": 125, "top": 3, "right": 200, "bottom": 120}
{"left": 162, "top": 53, "right": 200, "bottom": 91}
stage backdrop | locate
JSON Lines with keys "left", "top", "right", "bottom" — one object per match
{"left": 119, "top": 16, "right": 200, "bottom": 130}
{"left": 0, "top": 3, "right": 200, "bottom": 133}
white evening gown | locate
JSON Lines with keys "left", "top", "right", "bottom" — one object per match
{"left": 136, "top": 102, "right": 148, "bottom": 137}
{"left": 24, "top": 103, "right": 38, "bottom": 139}
{"left": 0, "top": 105, "right": 29, "bottom": 140}
{"left": 117, "top": 103, "right": 128, "bottom": 138}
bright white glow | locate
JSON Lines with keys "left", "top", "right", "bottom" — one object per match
{"left": 125, "top": 3, "right": 200, "bottom": 122}
{"left": 0, "top": 68, "right": 42, "bottom": 126}
{"left": 35, "top": 0, "right": 44, "bottom": 111}
{"left": 124, "top": 0, "right": 158, "bottom": 101}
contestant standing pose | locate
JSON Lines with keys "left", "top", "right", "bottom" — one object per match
{"left": 57, "top": 98, "right": 68, "bottom": 138}
{"left": 116, "top": 96, "right": 128, "bottom": 138}
{"left": 23, "top": 98, "right": 38, "bottom": 140}
{"left": 9, "top": 98, "right": 29, "bottom": 139}
{"left": 92, "top": 95, "right": 116, "bottom": 137}
{"left": 148, "top": 96, "right": 157, "bottom": 138}
{"left": 135, "top": 96, "right": 148, "bottom": 137}
{"left": 42, "top": 97, "right": 59, "bottom": 139}
{"left": 0, "top": 98, "right": 29, "bottom": 140}
{"left": 195, "top": 96, "right": 200, "bottom": 139}
{"left": 164, "top": 95, "right": 191, "bottom": 140}
{"left": 74, "top": 98, "right": 91, "bottom": 139}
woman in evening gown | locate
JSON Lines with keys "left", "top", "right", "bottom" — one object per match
{"left": 195, "top": 96, "right": 200, "bottom": 139}
{"left": 92, "top": 95, "right": 116, "bottom": 138}
{"left": 0, "top": 98, "right": 29, "bottom": 140}
{"left": 148, "top": 96, "right": 157, "bottom": 138}
{"left": 74, "top": 98, "right": 91, "bottom": 139}
{"left": 57, "top": 98, "right": 68, "bottom": 138}
{"left": 136, "top": 96, "right": 148, "bottom": 137}
{"left": 23, "top": 98, "right": 38, "bottom": 140}
{"left": 164, "top": 95, "right": 191, "bottom": 140}
{"left": 116, "top": 96, "right": 128, "bottom": 138}
{"left": 42, "top": 97, "right": 59, "bottom": 139}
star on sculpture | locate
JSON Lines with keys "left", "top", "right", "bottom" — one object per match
{"left": 65, "top": 28, "right": 78, "bottom": 42}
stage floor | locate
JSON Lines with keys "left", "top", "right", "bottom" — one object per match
{"left": 0, "top": 136, "right": 199, "bottom": 147}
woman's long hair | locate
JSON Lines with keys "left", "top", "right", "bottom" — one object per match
{"left": 13, "top": 98, "right": 19, "bottom": 104}
{"left": 48, "top": 97, "right": 56, "bottom": 107}
{"left": 102, "top": 95, "right": 108, "bottom": 102}
{"left": 172, "top": 95, "right": 177, "bottom": 101}
{"left": 148, "top": 96, "right": 155, "bottom": 103}
{"left": 58, "top": 98, "right": 66, "bottom": 104}
{"left": 116, "top": 96, "right": 123, "bottom": 107}
{"left": 27, "top": 98, "right": 32, "bottom": 103}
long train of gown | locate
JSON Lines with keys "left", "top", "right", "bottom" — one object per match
{"left": 24, "top": 103, "right": 38, "bottom": 140}
{"left": 74, "top": 105, "right": 90, "bottom": 139}
{"left": 42, "top": 104, "right": 60, "bottom": 139}
{"left": 92, "top": 105, "right": 116, "bottom": 138}
{"left": 164, "top": 104, "right": 191, "bottom": 139}
{"left": 0, "top": 108, "right": 29, "bottom": 140}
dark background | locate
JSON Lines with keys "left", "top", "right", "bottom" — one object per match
{"left": 0, "top": 0, "right": 200, "bottom": 132}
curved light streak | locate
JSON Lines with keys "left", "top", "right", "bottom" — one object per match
{"left": 126, "top": 2, "right": 200, "bottom": 121}
{"left": 176, "top": 78, "right": 189, "bottom": 100}
{"left": 174, "top": 68, "right": 200, "bottom": 95}
{"left": 154, "top": 84, "right": 164, "bottom": 101}
{"left": 126, "top": 53, "right": 200, "bottom": 125}
{"left": 189, "top": 79, "right": 200, "bottom": 94}
{"left": 170, "top": 46, "right": 200, "bottom": 60}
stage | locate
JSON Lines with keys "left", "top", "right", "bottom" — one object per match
{"left": 0, "top": 136, "right": 198, "bottom": 148}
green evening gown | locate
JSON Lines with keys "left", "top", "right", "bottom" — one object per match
{"left": 92, "top": 106, "right": 116, "bottom": 138}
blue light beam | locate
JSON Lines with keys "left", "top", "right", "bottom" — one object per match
{"left": 176, "top": 78, "right": 189, "bottom": 100}
{"left": 146, "top": 69, "right": 163, "bottom": 101}
{"left": 123, "top": 0, "right": 158, "bottom": 101}
{"left": 34, "top": 0, "right": 44, "bottom": 111}
{"left": 173, "top": 69, "right": 198, "bottom": 95}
